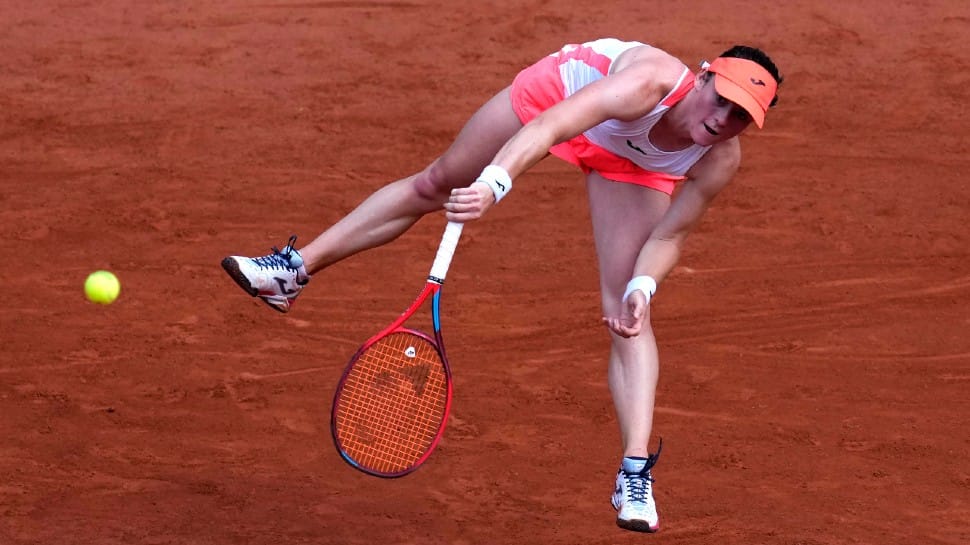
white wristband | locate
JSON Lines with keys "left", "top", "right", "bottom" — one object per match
{"left": 623, "top": 275, "right": 658, "bottom": 304}
{"left": 475, "top": 164, "right": 512, "bottom": 203}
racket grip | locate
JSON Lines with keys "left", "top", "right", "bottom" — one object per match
{"left": 428, "top": 221, "right": 464, "bottom": 282}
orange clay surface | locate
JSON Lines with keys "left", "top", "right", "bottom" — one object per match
{"left": 1, "top": 2, "right": 967, "bottom": 544}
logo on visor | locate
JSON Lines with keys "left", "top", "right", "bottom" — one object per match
{"left": 750, "top": 77, "right": 767, "bottom": 87}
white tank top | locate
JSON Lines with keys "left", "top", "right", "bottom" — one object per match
{"left": 555, "top": 39, "right": 711, "bottom": 176}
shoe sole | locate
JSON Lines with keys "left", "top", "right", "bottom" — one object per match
{"left": 221, "top": 257, "right": 291, "bottom": 314}
{"left": 221, "top": 258, "right": 258, "bottom": 296}
{"left": 613, "top": 498, "right": 659, "bottom": 533}
{"left": 616, "top": 518, "right": 659, "bottom": 533}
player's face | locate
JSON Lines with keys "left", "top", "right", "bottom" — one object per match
{"left": 689, "top": 74, "right": 753, "bottom": 146}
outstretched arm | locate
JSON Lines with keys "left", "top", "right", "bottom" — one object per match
{"left": 603, "top": 141, "right": 741, "bottom": 337}
{"left": 444, "top": 53, "right": 677, "bottom": 222}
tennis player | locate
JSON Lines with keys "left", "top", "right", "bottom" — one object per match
{"left": 222, "top": 37, "right": 782, "bottom": 533}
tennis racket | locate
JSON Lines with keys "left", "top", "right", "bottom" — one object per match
{"left": 330, "top": 221, "right": 463, "bottom": 477}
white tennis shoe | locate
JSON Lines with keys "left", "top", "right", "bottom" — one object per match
{"left": 221, "top": 235, "right": 310, "bottom": 313}
{"left": 611, "top": 442, "right": 662, "bottom": 533}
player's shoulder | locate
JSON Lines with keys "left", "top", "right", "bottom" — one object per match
{"left": 709, "top": 137, "right": 742, "bottom": 165}
{"left": 592, "top": 45, "right": 689, "bottom": 121}
{"left": 687, "top": 138, "right": 742, "bottom": 187}
{"left": 612, "top": 44, "right": 688, "bottom": 87}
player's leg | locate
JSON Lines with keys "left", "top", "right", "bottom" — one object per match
{"left": 586, "top": 170, "right": 670, "bottom": 532}
{"left": 297, "top": 86, "right": 523, "bottom": 273}
{"left": 586, "top": 171, "right": 669, "bottom": 455}
{"left": 222, "top": 87, "right": 523, "bottom": 312}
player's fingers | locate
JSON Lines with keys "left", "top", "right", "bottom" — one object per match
{"left": 450, "top": 187, "right": 486, "bottom": 201}
{"left": 444, "top": 198, "right": 477, "bottom": 212}
{"left": 624, "top": 320, "right": 642, "bottom": 337}
{"left": 453, "top": 185, "right": 496, "bottom": 206}
{"left": 628, "top": 293, "right": 647, "bottom": 316}
{"left": 448, "top": 191, "right": 486, "bottom": 211}
{"left": 446, "top": 190, "right": 492, "bottom": 221}
{"left": 445, "top": 209, "right": 482, "bottom": 222}
{"left": 602, "top": 317, "right": 636, "bottom": 338}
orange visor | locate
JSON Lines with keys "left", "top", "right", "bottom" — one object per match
{"left": 707, "top": 57, "right": 777, "bottom": 128}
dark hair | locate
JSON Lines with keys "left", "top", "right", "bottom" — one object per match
{"left": 719, "top": 45, "right": 783, "bottom": 107}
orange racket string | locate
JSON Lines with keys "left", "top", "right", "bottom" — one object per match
{"left": 333, "top": 331, "right": 449, "bottom": 474}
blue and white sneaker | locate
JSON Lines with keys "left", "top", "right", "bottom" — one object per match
{"left": 221, "top": 235, "right": 310, "bottom": 313}
{"left": 611, "top": 441, "right": 663, "bottom": 533}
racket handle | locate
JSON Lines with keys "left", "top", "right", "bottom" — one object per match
{"left": 428, "top": 221, "right": 464, "bottom": 283}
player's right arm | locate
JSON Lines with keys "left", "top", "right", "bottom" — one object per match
{"left": 445, "top": 47, "right": 684, "bottom": 222}
{"left": 495, "top": 47, "right": 682, "bottom": 179}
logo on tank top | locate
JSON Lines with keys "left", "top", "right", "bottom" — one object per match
{"left": 626, "top": 139, "right": 647, "bottom": 155}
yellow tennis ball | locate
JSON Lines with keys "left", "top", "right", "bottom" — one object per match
{"left": 84, "top": 270, "right": 121, "bottom": 304}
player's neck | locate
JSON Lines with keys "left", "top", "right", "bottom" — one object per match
{"left": 650, "top": 109, "right": 695, "bottom": 152}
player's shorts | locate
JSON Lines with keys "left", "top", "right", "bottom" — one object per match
{"left": 509, "top": 55, "right": 683, "bottom": 195}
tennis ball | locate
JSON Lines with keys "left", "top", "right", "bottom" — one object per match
{"left": 84, "top": 270, "right": 120, "bottom": 304}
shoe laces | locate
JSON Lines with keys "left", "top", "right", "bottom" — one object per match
{"left": 253, "top": 235, "right": 300, "bottom": 271}
{"left": 623, "top": 469, "right": 654, "bottom": 504}
{"left": 624, "top": 438, "right": 662, "bottom": 504}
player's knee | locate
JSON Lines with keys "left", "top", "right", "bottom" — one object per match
{"left": 411, "top": 161, "right": 453, "bottom": 202}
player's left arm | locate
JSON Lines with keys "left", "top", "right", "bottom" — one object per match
{"left": 637, "top": 139, "right": 741, "bottom": 282}
{"left": 603, "top": 139, "right": 741, "bottom": 337}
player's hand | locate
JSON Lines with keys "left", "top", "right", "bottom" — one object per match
{"left": 602, "top": 290, "right": 648, "bottom": 337}
{"left": 444, "top": 181, "right": 495, "bottom": 222}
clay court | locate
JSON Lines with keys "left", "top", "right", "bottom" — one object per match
{"left": 1, "top": 1, "right": 967, "bottom": 543}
